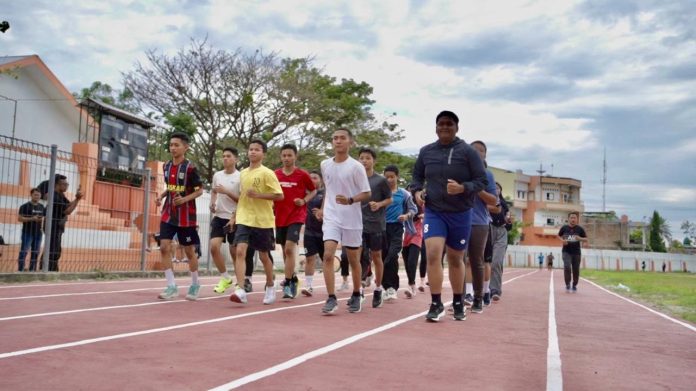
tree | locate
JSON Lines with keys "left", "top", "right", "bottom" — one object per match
{"left": 681, "top": 220, "right": 696, "bottom": 243}
{"left": 629, "top": 229, "right": 643, "bottom": 245}
{"left": 507, "top": 220, "right": 524, "bottom": 245}
{"left": 648, "top": 210, "right": 670, "bottom": 253}
{"left": 73, "top": 81, "right": 138, "bottom": 112}
{"left": 123, "top": 38, "right": 403, "bottom": 185}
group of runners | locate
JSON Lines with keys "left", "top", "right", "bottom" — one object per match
{"left": 154, "top": 110, "right": 587, "bottom": 322}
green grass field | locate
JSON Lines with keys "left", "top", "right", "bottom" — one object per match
{"left": 582, "top": 270, "right": 696, "bottom": 324}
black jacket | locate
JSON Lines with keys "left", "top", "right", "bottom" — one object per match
{"left": 410, "top": 137, "right": 488, "bottom": 213}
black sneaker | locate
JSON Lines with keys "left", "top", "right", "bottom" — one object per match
{"left": 291, "top": 274, "right": 299, "bottom": 298}
{"left": 425, "top": 302, "right": 445, "bottom": 322}
{"left": 464, "top": 293, "right": 474, "bottom": 307}
{"left": 483, "top": 292, "right": 491, "bottom": 307}
{"left": 471, "top": 298, "right": 483, "bottom": 313}
{"left": 452, "top": 301, "right": 466, "bottom": 321}
{"left": 372, "top": 289, "right": 383, "bottom": 308}
{"left": 322, "top": 296, "right": 338, "bottom": 315}
{"left": 348, "top": 294, "right": 363, "bottom": 313}
{"left": 566, "top": 284, "right": 571, "bottom": 292}
{"left": 572, "top": 285, "right": 577, "bottom": 293}
{"left": 243, "top": 278, "right": 253, "bottom": 293}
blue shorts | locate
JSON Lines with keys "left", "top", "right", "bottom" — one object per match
{"left": 423, "top": 207, "right": 472, "bottom": 251}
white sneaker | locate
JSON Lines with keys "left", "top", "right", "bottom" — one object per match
{"left": 229, "top": 286, "right": 248, "bottom": 304}
{"left": 404, "top": 286, "right": 416, "bottom": 299}
{"left": 386, "top": 287, "right": 397, "bottom": 301}
{"left": 338, "top": 281, "right": 349, "bottom": 291}
{"left": 263, "top": 284, "right": 276, "bottom": 305}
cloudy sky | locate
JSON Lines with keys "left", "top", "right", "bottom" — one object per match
{"left": 2, "top": 0, "right": 695, "bottom": 240}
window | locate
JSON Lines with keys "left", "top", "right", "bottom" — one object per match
{"left": 547, "top": 218, "right": 555, "bottom": 226}
{"left": 563, "top": 193, "right": 569, "bottom": 203}
{"left": 546, "top": 192, "right": 554, "bottom": 201}
{"left": 517, "top": 190, "right": 526, "bottom": 199}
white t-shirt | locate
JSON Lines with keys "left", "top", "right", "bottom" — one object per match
{"left": 320, "top": 156, "right": 371, "bottom": 230}
{"left": 212, "top": 169, "right": 241, "bottom": 219}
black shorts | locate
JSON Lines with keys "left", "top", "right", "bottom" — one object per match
{"left": 363, "top": 231, "right": 385, "bottom": 252}
{"left": 210, "top": 216, "right": 236, "bottom": 243}
{"left": 304, "top": 233, "right": 324, "bottom": 258}
{"left": 276, "top": 223, "right": 302, "bottom": 245}
{"left": 234, "top": 224, "right": 275, "bottom": 252}
{"left": 160, "top": 222, "right": 200, "bottom": 246}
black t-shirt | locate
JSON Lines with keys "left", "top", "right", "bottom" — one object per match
{"left": 305, "top": 188, "right": 324, "bottom": 235}
{"left": 490, "top": 195, "right": 509, "bottom": 227}
{"left": 46, "top": 192, "right": 70, "bottom": 232}
{"left": 558, "top": 225, "right": 587, "bottom": 255}
{"left": 19, "top": 201, "right": 46, "bottom": 235}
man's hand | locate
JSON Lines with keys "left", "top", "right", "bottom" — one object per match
{"left": 75, "top": 185, "right": 84, "bottom": 200}
{"left": 312, "top": 208, "right": 323, "bottom": 221}
{"left": 213, "top": 184, "right": 228, "bottom": 196}
{"left": 294, "top": 198, "right": 306, "bottom": 206}
{"left": 173, "top": 193, "right": 186, "bottom": 206}
{"left": 398, "top": 214, "right": 408, "bottom": 222}
{"left": 336, "top": 195, "right": 350, "bottom": 205}
{"left": 246, "top": 189, "right": 259, "bottom": 199}
{"left": 415, "top": 191, "right": 425, "bottom": 207}
{"left": 209, "top": 204, "right": 216, "bottom": 213}
{"left": 368, "top": 201, "right": 380, "bottom": 212}
{"left": 446, "top": 179, "right": 464, "bottom": 195}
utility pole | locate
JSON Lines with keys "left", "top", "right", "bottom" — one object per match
{"left": 536, "top": 162, "right": 546, "bottom": 176}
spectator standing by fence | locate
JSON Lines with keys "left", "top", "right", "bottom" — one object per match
{"left": 44, "top": 174, "right": 83, "bottom": 271}
{"left": 17, "top": 188, "right": 45, "bottom": 271}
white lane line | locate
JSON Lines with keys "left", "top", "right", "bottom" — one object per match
{"left": 582, "top": 278, "right": 696, "bottom": 333}
{"left": 0, "top": 298, "right": 334, "bottom": 360}
{"left": 0, "top": 284, "right": 325, "bottom": 322}
{"left": 208, "top": 270, "right": 537, "bottom": 390}
{"left": 0, "top": 277, "right": 219, "bottom": 289}
{"left": 0, "top": 284, "right": 216, "bottom": 301}
{"left": 546, "top": 270, "right": 563, "bottom": 391}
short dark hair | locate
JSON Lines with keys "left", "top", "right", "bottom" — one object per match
{"left": 280, "top": 143, "right": 298, "bottom": 154}
{"left": 222, "top": 146, "right": 238, "bottom": 157}
{"left": 170, "top": 132, "right": 190, "bottom": 144}
{"left": 568, "top": 211, "right": 580, "bottom": 218}
{"left": 56, "top": 174, "right": 67, "bottom": 182}
{"left": 309, "top": 169, "right": 323, "bottom": 179}
{"left": 436, "top": 110, "right": 459, "bottom": 124}
{"left": 249, "top": 139, "right": 267, "bottom": 153}
{"left": 383, "top": 165, "right": 399, "bottom": 176}
{"left": 30, "top": 187, "right": 41, "bottom": 195}
{"left": 495, "top": 182, "right": 502, "bottom": 191}
{"left": 334, "top": 128, "right": 353, "bottom": 139}
{"left": 471, "top": 140, "right": 487, "bottom": 151}
{"left": 358, "top": 147, "right": 377, "bottom": 159}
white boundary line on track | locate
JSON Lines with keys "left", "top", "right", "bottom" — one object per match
{"left": 0, "top": 277, "right": 218, "bottom": 289}
{"left": 581, "top": 277, "right": 696, "bottom": 333}
{"left": 546, "top": 270, "right": 562, "bottom": 391}
{"left": 0, "top": 284, "right": 215, "bottom": 301}
{"left": 208, "top": 269, "right": 539, "bottom": 390}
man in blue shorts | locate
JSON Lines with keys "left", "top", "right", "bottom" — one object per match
{"left": 411, "top": 111, "right": 488, "bottom": 322}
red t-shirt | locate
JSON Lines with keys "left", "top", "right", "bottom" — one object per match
{"left": 274, "top": 168, "right": 316, "bottom": 227}
{"left": 161, "top": 160, "right": 202, "bottom": 227}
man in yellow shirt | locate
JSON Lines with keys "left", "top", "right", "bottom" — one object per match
{"left": 229, "top": 139, "right": 284, "bottom": 305}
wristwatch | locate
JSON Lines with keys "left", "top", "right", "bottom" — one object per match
{"left": 348, "top": 197, "right": 354, "bottom": 205}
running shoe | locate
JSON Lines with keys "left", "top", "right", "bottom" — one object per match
{"left": 338, "top": 281, "right": 350, "bottom": 291}
{"left": 185, "top": 283, "right": 200, "bottom": 301}
{"left": 290, "top": 275, "right": 299, "bottom": 298}
{"left": 453, "top": 301, "right": 466, "bottom": 321}
{"left": 322, "top": 296, "right": 338, "bottom": 314}
{"left": 229, "top": 286, "right": 248, "bottom": 304}
{"left": 386, "top": 287, "right": 397, "bottom": 301}
{"left": 566, "top": 284, "right": 571, "bottom": 292}
{"left": 471, "top": 298, "right": 483, "bottom": 313}
{"left": 572, "top": 285, "right": 577, "bottom": 293}
{"left": 483, "top": 292, "right": 491, "bottom": 307}
{"left": 492, "top": 292, "right": 501, "bottom": 302}
{"left": 301, "top": 287, "right": 313, "bottom": 297}
{"left": 425, "top": 302, "right": 445, "bottom": 322}
{"left": 464, "top": 293, "right": 474, "bottom": 307}
{"left": 348, "top": 294, "right": 363, "bottom": 313}
{"left": 372, "top": 289, "right": 383, "bottom": 308}
{"left": 263, "top": 284, "right": 276, "bottom": 305}
{"left": 244, "top": 278, "right": 253, "bottom": 293}
{"left": 404, "top": 286, "right": 416, "bottom": 299}
{"left": 213, "top": 277, "right": 233, "bottom": 294}
{"left": 283, "top": 284, "right": 293, "bottom": 299}
{"left": 158, "top": 285, "right": 178, "bottom": 300}
{"left": 418, "top": 284, "right": 426, "bottom": 293}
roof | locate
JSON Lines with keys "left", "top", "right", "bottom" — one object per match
{"left": 79, "top": 98, "right": 159, "bottom": 128}
{"left": 0, "top": 55, "right": 31, "bottom": 66}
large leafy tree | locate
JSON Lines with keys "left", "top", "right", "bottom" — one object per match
{"left": 648, "top": 210, "right": 670, "bottom": 252}
{"left": 73, "top": 81, "right": 138, "bottom": 112}
{"left": 122, "top": 38, "right": 403, "bottom": 185}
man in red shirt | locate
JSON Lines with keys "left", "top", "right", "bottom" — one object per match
{"left": 156, "top": 132, "right": 204, "bottom": 301}
{"left": 275, "top": 144, "right": 317, "bottom": 299}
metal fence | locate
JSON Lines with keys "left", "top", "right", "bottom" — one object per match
{"left": 0, "top": 135, "right": 157, "bottom": 272}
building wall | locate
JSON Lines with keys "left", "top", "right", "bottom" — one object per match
{"left": 0, "top": 67, "right": 80, "bottom": 151}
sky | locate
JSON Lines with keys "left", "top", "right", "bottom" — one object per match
{"left": 2, "top": 0, "right": 695, "bottom": 240}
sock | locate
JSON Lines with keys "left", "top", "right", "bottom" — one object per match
{"left": 484, "top": 280, "right": 490, "bottom": 294}
{"left": 329, "top": 294, "right": 337, "bottom": 299}
{"left": 164, "top": 269, "right": 175, "bottom": 286}
{"left": 305, "top": 275, "right": 313, "bottom": 287}
{"left": 466, "top": 283, "right": 473, "bottom": 295}
{"left": 222, "top": 271, "right": 231, "bottom": 280}
{"left": 375, "top": 285, "right": 383, "bottom": 291}
{"left": 431, "top": 293, "right": 442, "bottom": 303}
{"left": 453, "top": 293, "right": 463, "bottom": 304}
{"left": 191, "top": 271, "right": 199, "bottom": 285}
{"left": 285, "top": 277, "right": 292, "bottom": 285}
{"left": 352, "top": 291, "right": 361, "bottom": 297}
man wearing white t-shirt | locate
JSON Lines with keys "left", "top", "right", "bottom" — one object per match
{"left": 317, "top": 128, "right": 371, "bottom": 315}
{"left": 210, "top": 147, "right": 242, "bottom": 294}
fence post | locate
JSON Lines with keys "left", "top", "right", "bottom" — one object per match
{"left": 140, "top": 168, "right": 151, "bottom": 272}
{"left": 41, "top": 145, "right": 58, "bottom": 272}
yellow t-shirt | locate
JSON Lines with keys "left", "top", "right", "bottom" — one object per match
{"left": 236, "top": 165, "right": 283, "bottom": 228}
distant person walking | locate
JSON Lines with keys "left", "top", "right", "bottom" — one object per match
{"left": 546, "top": 252, "right": 554, "bottom": 271}
{"left": 558, "top": 211, "right": 588, "bottom": 292}
{"left": 538, "top": 252, "right": 544, "bottom": 269}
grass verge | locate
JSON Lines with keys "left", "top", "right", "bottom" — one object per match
{"left": 582, "top": 270, "right": 696, "bottom": 324}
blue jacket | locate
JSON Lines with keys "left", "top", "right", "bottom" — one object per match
{"left": 410, "top": 137, "right": 488, "bottom": 213}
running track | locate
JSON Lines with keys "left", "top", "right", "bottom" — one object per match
{"left": 0, "top": 269, "right": 694, "bottom": 390}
